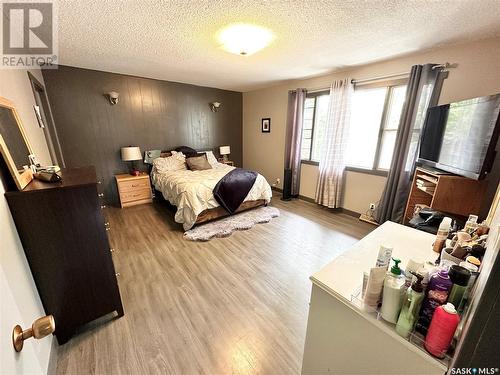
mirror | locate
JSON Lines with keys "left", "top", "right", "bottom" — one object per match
{"left": 0, "top": 107, "right": 31, "bottom": 169}
{"left": 0, "top": 97, "right": 34, "bottom": 189}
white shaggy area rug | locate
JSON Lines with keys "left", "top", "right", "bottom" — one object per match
{"left": 184, "top": 206, "right": 280, "bottom": 241}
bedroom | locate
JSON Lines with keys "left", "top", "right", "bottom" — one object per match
{"left": 1, "top": 1, "right": 500, "bottom": 374}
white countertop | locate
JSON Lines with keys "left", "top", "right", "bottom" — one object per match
{"left": 310, "top": 221, "right": 448, "bottom": 371}
{"left": 311, "top": 221, "right": 437, "bottom": 301}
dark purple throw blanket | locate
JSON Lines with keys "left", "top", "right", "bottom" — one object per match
{"left": 213, "top": 168, "right": 258, "bottom": 214}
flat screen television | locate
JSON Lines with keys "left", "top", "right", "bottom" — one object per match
{"left": 418, "top": 93, "right": 500, "bottom": 180}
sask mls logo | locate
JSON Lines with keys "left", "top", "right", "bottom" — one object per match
{"left": 1, "top": 0, "right": 58, "bottom": 68}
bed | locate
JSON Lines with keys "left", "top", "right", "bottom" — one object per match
{"left": 146, "top": 149, "right": 272, "bottom": 230}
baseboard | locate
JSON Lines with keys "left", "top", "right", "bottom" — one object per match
{"left": 296, "top": 195, "right": 362, "bottom": 218}
{"left": 359, "top": 213, "right": 380, "bottom": 226}
{"left": 340, "top": 208, "right": 360, "bottom": 218}
{"left": 46, "top": 337, "right": 58, "bottom": 375}
{"left": 298, "top": 194, "right": 315, "bottom": 204}
{"left": 271, "top": 186, "right": 283, "bottom": 193}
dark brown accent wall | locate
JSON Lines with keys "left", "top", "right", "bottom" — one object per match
{"left": 42, "top": 65, "right": 242, "bottom": 205}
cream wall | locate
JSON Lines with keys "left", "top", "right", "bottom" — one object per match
{"left": 0, "top": 69, "right": 53, "bottom": 374}
{"left": 243, "top": 37, "right": 500, "bottom": 213}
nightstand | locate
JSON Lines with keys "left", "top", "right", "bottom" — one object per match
{"left": 115, "top": 173, "right": 152, "bottom": 208}
{"left": 218, "top": 159, "right": 235, "bottom": 166}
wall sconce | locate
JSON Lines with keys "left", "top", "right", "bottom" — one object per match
{"left": 13, "top": 315, "right": 55, "bottom": 352}
{"left": 209, "top": 102, "right": 221, "bottom": 112}
{"left": 105, "top": 91, "right": 119, "bottom": 105}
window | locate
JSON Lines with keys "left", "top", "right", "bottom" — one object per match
{"left": 300, "top": 82, "right": 407, "bottom": 171}
{"left": 300, "top": 92, "right": 330, "bottom": 162}
{"left": 345, "top": 87, "right": 387, "bottom": 169}
{"left": 346, "top": 83, "right": 407, "bottom": 171}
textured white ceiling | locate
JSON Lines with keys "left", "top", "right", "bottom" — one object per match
{"left": 57, "top": 0, "right": 500, "bottom": 92}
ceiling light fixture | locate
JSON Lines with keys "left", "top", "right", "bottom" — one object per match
{"left": 217, "top": 23, "right": 274, "bottom": 56}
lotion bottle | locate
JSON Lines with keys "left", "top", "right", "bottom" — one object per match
{"left": 380, "top": 258, "right": 405, "bottom": 323}
{"left": 396, "top": 272, "right": 424, "bottom": 338}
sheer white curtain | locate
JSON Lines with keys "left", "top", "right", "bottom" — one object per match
{"left": 315, "top": 78, "right": 354, "bottom": 208}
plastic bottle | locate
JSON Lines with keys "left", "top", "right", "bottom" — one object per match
{"left": 457, "top": 261, "right": 479, "bottom": 313}
{"left": 375, "top": 245, "right": 393, "bottom": 270}
{"left": 415, "top": 268, "right": 453, "bottom": 335}
{"left": 425, "top": 303, "right": 460, "bottom": 358}
{"left": 433, "top": 217, "right": 452, "bottom": 253}
{"left": 464, "top": 215, "right": 478, "bottom": 234}
{"left": 380, "top": 258, "right": 405, "bottom": 323}
{"left": 403, "top": 259, "right": 423, "bottom": 289}
{"left": 447, "top": 265, "right": 471, "bottom": 308}
{"left": 396, "top": 272, "right": 424, "bottom": 338}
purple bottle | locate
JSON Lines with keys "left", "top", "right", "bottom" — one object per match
{"left": 415, "top": 269, "right": 453, "bottom": 335}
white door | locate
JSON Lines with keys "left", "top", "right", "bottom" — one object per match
{"left": 0, "top": 183, "right": 53, "bottom": 375}
{"left": 0, "top": 270, "right": 47, "bottom": 374}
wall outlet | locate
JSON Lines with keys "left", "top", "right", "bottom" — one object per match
{"left": 273, "top": 178, "right": 281, "bottom": 187}
{"left": 369, "top": 203, "right": 376, "bottom": 210}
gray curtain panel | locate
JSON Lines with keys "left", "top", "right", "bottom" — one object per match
{"left": 284, "top": 88, "right": 307, "bottom": 197}
{"left": 375, "top": 64, "right": 448, "bottom": 223}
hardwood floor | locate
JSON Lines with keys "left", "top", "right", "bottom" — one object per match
{"left": 55, "top": 195, "right": 374, "bottom": 375}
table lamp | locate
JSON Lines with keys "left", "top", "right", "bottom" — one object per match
{"left": 219, "top": 145, "right": 231, "bottom": 162}
{"left": 121, "top": 146, "right": 142, "bottom": 176}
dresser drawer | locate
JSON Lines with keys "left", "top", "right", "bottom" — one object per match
{"left": 120, "top": 187, "right": 151, "bottom": 203}
{"left": 118, "top": 178, "right": 150, "bottom": 192}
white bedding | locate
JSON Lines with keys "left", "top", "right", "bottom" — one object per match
{"left": 151, "top": 163, "right": 272, "bottom": 230}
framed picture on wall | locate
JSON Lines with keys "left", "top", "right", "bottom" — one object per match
{"left": 261, "top": 118, "right": 271, "bottom": 133}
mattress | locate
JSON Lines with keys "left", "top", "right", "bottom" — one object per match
{"left": 151, "top": 163, "right": 272, "bottom": 230}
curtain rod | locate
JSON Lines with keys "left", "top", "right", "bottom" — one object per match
{"left": 307, "top": 62, "right": 456, "bottom": 92}
{"left": 307, "top": 72, "right": 408, "bottom": 93}
{"left": 351, "top": 72, "right": 409, "bottom": 85}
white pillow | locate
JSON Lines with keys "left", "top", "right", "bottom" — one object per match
{"left": 202, "top": 151, "right": 219, "bottom": 167}
{"left": 153, "top": 152, "right": 186, "bottom": 173}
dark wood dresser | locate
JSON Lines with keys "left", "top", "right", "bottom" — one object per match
{"left": 5, "top": 166, "right": 123, "bottom": 344}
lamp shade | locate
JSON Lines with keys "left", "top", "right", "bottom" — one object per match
{"left": 121, "top": 146, "right": 142, "bottom": 161}
{"left": 219, "top": 145, "right": 231, "bottom": 155}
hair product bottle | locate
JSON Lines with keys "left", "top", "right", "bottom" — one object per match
{"left": 447, "top": 265, "right": 471, "bottom": 309}
{"left": 415, "top": 268, "right": 453, "bottom": 335}
{"left": 380, "top": 258, "right": 405, "bottom": 323}
{"left": 403, "top": 259, "right": 424, "bottom": 289}
{"left": 425, "top": 303, "right": 460, "bottom": 358}
{"left": 395, "top": 272, "right": 424, "bottom": 338}
{"left": 457, "top": 261, "right": 479, "bottom": 314}
{"left": 433, "top": 217, "right": 452, "bottom": 253}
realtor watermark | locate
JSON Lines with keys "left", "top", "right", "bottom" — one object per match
{"left": 1, "top": 0, "right": 58, "bottom": 68}
{"left": 451, "top": 368, "right": 500, "bottom": 375}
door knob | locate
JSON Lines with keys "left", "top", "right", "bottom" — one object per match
{"left": 13, "top": 315, "right": 55, "bottom": 352}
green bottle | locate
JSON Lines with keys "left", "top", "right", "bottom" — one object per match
{"left": 396, "top": 272, "right": 424, "bottom": 339}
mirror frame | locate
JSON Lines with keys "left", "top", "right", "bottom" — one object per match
{"left": 0, "top": 96, "right": 34, "bottom": 190}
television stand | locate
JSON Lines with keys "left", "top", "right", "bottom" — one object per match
{"left": 416, "top": 164, "right": 453, "bottom": 175}
{"left": 404, "top": 167, "right": 487, "bottom": 223}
